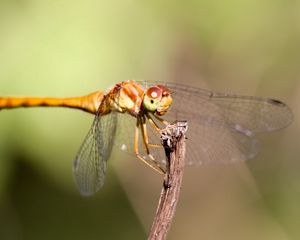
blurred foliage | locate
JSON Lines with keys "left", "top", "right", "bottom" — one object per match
{"left": 0, "top": 0, "right": 299, "bottom": 240}
{"left": 0, "top": 159, "right": 146, "bottom": 240}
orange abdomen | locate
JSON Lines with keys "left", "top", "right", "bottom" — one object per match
{"left": 0, "top": 91, "right": 104, "bottom": 114}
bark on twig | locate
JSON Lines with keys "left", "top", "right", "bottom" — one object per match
{"left": 148, "top": 121, "right": 188, "bottom": 240}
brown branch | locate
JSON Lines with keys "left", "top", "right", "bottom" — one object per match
{"left": 148, "top": 121, "right": 188, "bottom": 240}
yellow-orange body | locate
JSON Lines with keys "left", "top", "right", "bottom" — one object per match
{"left": 0, "top": 80, "right": 173, "bottom": 119}
{"left": 0, "top": 90, "right": 103, "bottom": 114}
{"left": 0, "top": 80, "right": 149, "bottom": 116}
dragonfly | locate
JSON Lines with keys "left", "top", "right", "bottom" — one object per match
{"left": 0, "top": 80, "right": 293, "bottom": 196}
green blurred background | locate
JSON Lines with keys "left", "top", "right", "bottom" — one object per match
{"left": 0, "top": 1, "right": 299, "bottom": 239}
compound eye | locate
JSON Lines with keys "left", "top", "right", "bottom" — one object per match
{"left": 157, "top": 85, "right": 170, "bottom": 96}
{"left": 147, "top": 86, "right": 163, "bottom": 99}
{"left": 143, "top": 86, "right": 163, "bottom": 112}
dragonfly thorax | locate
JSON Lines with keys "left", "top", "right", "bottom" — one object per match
{"left": 107, "top": 80, "right": 145, "bottom": 116}
{"left": 106, "top": 80, "right": 173, "bottom": 117}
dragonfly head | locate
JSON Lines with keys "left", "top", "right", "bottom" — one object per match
{"left": 142, "top": 85, "right": 173, "bottom": 116}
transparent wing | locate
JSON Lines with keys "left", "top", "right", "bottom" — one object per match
{"left": 177, "top": 112, "right": 258, "bottom": 165}
{"left": 114, "top": 113, "right": 136, "bottom": 156}
{"left": 157, "top": 82, "right": 293, "bottom": 133}
{"left": 139, "top": 81, "right": 293, "bottom": 165}
{"left": 73, "top": 112, "right": 117, "bottom": 196}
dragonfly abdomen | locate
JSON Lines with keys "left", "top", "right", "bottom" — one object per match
{"left": 0, "top": 97, "right": 62, "bottom": 109}
{"left": 0, "top": 91, "right": 104, "bottom": 114}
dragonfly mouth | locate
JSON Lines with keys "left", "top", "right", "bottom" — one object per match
{"left": 155, "top": 111, "right": 165, "bottom": 116}
{"left": 156, "top": 106, "right": 170, "bottom": 116}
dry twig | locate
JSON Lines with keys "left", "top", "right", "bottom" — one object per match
{"left": 148, "top": 121, "right": 188, "bottom": 240}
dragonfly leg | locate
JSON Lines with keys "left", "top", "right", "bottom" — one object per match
{"left": 145, "top": 112, "right": 162, "bottom": 133}
{"left": 152, "top": 113, "right": 170, "bottom": 126}
{"left": 134, "top": 118, "right": 165, "bottom": 174}
{"left": 145, "top": 112, "right": 171, "bottom": 136}
{"left": 140, "top": 116, "right": 150, "bottom": 154}
{"left": 141, "top": 116, "right": 166, "bottom": 174}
